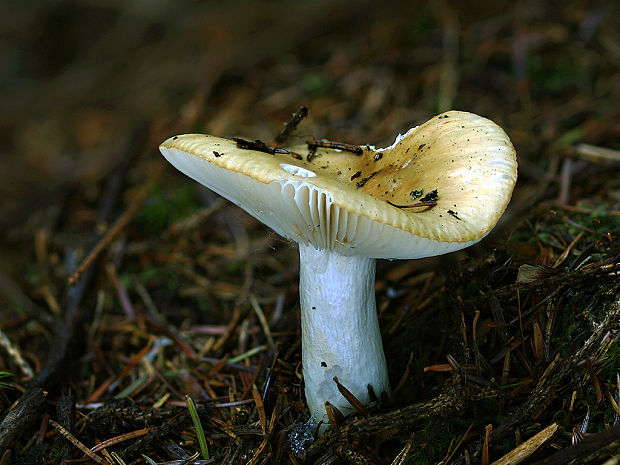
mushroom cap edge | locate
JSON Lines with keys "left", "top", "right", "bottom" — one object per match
{"left": 159, "top": 111, "right": 517, "bottom": 259}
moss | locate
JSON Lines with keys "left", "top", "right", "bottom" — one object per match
{"left": 403, "top": 416, "right": 475, "bottom": 464}
{"left": 529, "top": 55, "right": 590, "bottom": 96}
{"left": 134, "top": 183, "right": 201, "bottom": 235}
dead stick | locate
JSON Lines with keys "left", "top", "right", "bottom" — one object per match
{"left": 0, "top": 388, "right": 47, "bottom": 451}
{"left": 308, "top": 379, "right": 498, "bottom": 457}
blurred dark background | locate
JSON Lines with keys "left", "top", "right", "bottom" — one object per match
{"left": 2, "top": 0, "right": 618, "bottom": 231}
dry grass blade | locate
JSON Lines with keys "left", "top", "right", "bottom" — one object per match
{"left": 206, "top": 416, "right": 240, "bottom": 443}
{"left": 608, "top": 392, "right": 620, "bottom": 417}
{"left": 0, "top": 328, "right": 33, "bottom": 378}
{"left": 533, "top": 322, "right": 544, "bottom": 360}
{"left": 482, "top": 424, "right": 492, "bottom": 465}
{"left": 552, "top": 232, "right": 583, "bottom": 268}
{"left": 501, "top": 350, "right": 511, "bottom": 385}
{"left": 473, "top": 310, "right": 481, "bottom": 375}
{"left": 49, "top": 420, "right": 110, "bottom": 465}
{"left": 393, "top": 352, "right": 415, "bottom": 395}
{"left": 490, "top": 423, "right": 558, "bottom": 465}
{"left": 584, "top": 359, "right": 603, "bottom": 403}
{"left": 90, "top": 427, "right": 156, "bottom": 452}
{"left": 390, "top": 432, "right": 415, "bottom": 465}
{"left": 246, "top": 395, "right": 282, "bottom": 465}
{"left": 441, "top": 424, "right": 474, "bottom": 465}
{"left": 537, "top": 353, "right": 561, "bottom": 385}
{"left": 325, "top": 400, "right": 346, "bottom": 427}
{"left": 333, "top": 376, "right": 369, "bottom": 417}
{"left": 110, "top": 451, "right": 127, "bottom": 465}
{"left": 252, "top": 387, "right": 268, "bottom": 435}
{"left": 87, "top": 340, "right": 153, "bottom": 402}
{"left": 250, "top": 294, "right": 275, "bottom": 348}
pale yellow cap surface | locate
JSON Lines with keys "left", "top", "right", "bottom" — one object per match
{"left": 160, "top": 111, "right": 517, "bottom": 259}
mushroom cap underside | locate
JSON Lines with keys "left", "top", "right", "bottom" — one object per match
{"left": 159, "top": 111, "right": 517, "bottom": 259}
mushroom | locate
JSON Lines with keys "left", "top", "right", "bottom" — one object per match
{"left": 159, "top": 110, "right": 517, "bottom": 429}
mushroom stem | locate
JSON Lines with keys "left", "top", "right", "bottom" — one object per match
{"left": 298, "top": 242, "right": 390, "bottom": 427}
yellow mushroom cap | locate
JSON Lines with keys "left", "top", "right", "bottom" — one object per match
{"left": 159, "top": 111, "right": 517, "bottom": 259}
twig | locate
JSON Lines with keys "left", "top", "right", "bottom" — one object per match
{"left": 554, "top": 204, "right": 620, "bottom": 217}
{"left": 308, "top": 378, "right": 498, "bottom": 458}
{"left": 234, "top": 137, "right": 289, "bottom": 155}
{"left": 442, "top": 424, "right": 473, "bottom": 465}
{"left": 306, "top": 139, "right": 363, "bottom": 156}
{"left": 274, "top": 106, "right": 308, "bottom": 144}
{"left": 0, "top": 388, "right": 47, "bottom": 451}
{"left": 465, "top": 262, "right": 619, "bottom": 308}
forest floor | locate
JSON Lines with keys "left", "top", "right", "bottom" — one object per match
{"left": 1, "top": 1, "right": 619, "bottom": 464}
